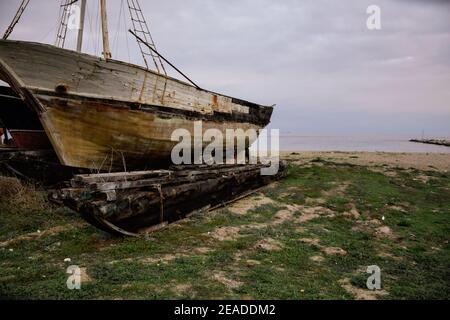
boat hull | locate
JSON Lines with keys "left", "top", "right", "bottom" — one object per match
{"left": 35, "top": 90, "right": 260, "bottom": 170}
{"left": 0, "top": 40, "right": 273, "bottom": 170}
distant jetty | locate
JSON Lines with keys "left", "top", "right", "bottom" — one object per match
{"left": 409, "top": 139, "right": 450, "bottom": 147}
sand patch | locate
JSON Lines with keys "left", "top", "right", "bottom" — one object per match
{"left": 173, "top": 283, "right": 193, "bottom": 295}
{"left": 369, "top": 167, "right": 398, "bottom": 177}
{"left": 212, "top": 271, "right": 243, "bottom": 289}
{"left": 310, "top": 255, "right": 325, "bottom": 262}
{"left": 110, "top": 246, "right": 213, "bottom": 265}
{"left": 383, "top": 171, "right": 398, "bottom": 177}
{"left": 351, "top": 219, "right": 388, "bottom": 238}
{"left": 322, "top": 247, "right": 347, "bottom": 256}
{"left": 369, "top": 219, "right": 382, "bottom": 226}
{"left": 305, "top": 197, "right": 327, "bottom": 205}
{"left": 296, "top": 206, "right": 335, "bottom": 223}
{"left": 273, "top": 209, "right": 294, "bottom": 225}
{"left": 300, "top": 237, "right": 347, "bottom": 256}
{"left": 299, "top": 237, "right": 321, "bottom": 246}
{"left": 228, "top": 194, "right": 276, "bottom": 215}
{"left": 282, "top": 151, "right": 450, "bottom": 172}
{"left": 351, "top": 219, "right": 382, "bottom": 233}
{"left": 343, "top": 203, "right": 361, "bottom": 219}
{"left": 414, "top": 174, "right": 431, "bottom": 183}
{"left": 140, "top": 253, "right": 184, "bottom": 264}
{"left": 194, "top": 247, "right": 212, "bottom": 254}
{"left": 284, "top": 204, "right": 302, "bottom": 213}
{"left": 254, "top": 238, "right": 283, "bottom": 251}
{"left": 80, "top": 267, "right": 92, "bottom": 284}
{"left": 241, "top": 223, "right": 269, "bottom": 230}
{"left": 269, "top": 203, "right": 335, "bottom": 224}
{"left": 245, "top": 259, "right": 261, "bottom": 267}
{"left": 375, "top": 226, "right": 397, "bottom": 240}
{"left": 386, "top": 205, "right": 407, "bottom": 212}
{"left": 208, "top": 202, "right": 335, "bottom": 243}
{"left": 339, "top": 278, "right": 388, "bottom": 300}
{"left": 209, "top": 226, "right": 242, "bottom": 241}
{"left": 209, "top": 202, "right": 335, "bottom": 244}
{"left": 351, "top": 224, "right": 369, "bottom": 233}
{"left": 352, "top": 220, "right": 399, "bottom": 242}
{"left": 295, "top": 227, "right": 307, "bottom": 233}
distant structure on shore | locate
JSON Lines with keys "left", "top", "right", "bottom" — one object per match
{"left": 409, "top": 139, "right": 450, "bottom": 147}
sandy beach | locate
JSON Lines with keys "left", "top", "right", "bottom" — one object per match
{"left": 282, "top": 151, "right": 450, "bottom": 172}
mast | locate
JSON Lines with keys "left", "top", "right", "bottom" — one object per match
{"left": 76, "top": 0, "right": 87, "bottom": 52}
{"left": 100, "top": 0, "right": 112, "bottom": 59}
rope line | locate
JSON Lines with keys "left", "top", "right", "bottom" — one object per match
{"left": 3, "top": 0, "right": 30, "bottom": 40}
{"left": 126, "top": 0, "right": 166, "bottom": 75}
{"left": 55, "top": 0, "right": 72, "bottom": 48}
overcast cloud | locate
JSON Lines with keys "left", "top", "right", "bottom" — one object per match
{"left": 1, "top": 0, "right": 449, "bottom": 136}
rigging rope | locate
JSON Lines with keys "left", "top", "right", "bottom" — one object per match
{"left": 55, "top": 0, "right": 73, "bottom": 48}
{"left": 122, "top": 0, "right": 131, "bottom": 63}
{"left": 112, "top": 0, "right": 125, "bottom": 58}
{"left": 85, "top": 2, "right": 95, "bottom": 53}
{"left": 126, "top": 0, "right": 166, "bottom": 74}
{"left": 94, "top": 0, "right": 100, "bottom": 56}
{"left": 2, "top": 0, "right": 30, "bottom": 40}
{"left": 61, "top": 0, "right": 79, "bottom": 7}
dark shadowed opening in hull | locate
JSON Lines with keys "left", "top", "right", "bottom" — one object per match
{"left": 0, "top": 85, "right": 52, "bottom": 149}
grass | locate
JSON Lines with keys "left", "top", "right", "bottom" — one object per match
{"left": 0, "top": 159, "right": 449, "bottom": 300}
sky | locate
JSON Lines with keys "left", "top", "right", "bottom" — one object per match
{"left": 1, "top": 0, "right": 449, "bottom": 137}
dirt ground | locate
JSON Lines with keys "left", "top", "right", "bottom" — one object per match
{"left": 0, "top": 151, "right": 449, "bottom": 299}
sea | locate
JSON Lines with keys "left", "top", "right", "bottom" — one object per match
{"left": 279, "top": 135, "right": 450, "bottom": 153}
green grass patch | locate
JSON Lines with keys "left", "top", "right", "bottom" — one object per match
{"left": 0, "top": 161, "right": 449, "bottom": 299}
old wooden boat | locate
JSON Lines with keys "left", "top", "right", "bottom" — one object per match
{"left": 1, "top": 1, "right": 278, "bottom": 236}
{"left": 0, "top": 0, "right": 273, "bottom": 171}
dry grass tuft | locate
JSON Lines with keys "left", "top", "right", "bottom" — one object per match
{"left": 0, "top": 176, "right": 46, "bottom": 211}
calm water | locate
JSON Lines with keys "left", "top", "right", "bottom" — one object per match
{"left": 280, "top": 135, "right": 450, "bottom": 153}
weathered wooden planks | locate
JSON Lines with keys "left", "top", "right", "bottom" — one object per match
{"left": 51, "top": 163, "right": 286, "bottom": 236}
{"left": 0, "top": 40, "right": 270, "bottom": 116}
